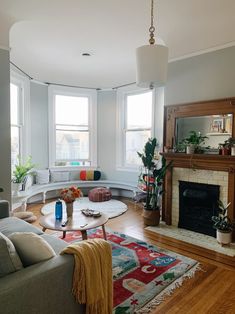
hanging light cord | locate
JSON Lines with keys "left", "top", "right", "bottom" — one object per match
{"left": 149, "top": 0, "right": 155, "bottom": 45}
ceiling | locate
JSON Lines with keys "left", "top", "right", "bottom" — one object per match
{"left": 1, "top": 0, "right": 235, "bottom": 89}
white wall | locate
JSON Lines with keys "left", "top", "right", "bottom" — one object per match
{"left": 0, "top": 48, "right": 11, "bottom": 202}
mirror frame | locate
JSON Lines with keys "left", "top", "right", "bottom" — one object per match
{"left": 164, "top": 97, "right": 235, "bottom": 150}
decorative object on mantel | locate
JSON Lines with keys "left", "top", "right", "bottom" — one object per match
{"left": 180, "top": 131, "right": 209, "bottom": 154}
{"left": 136, "top": 0, "right": 168, "bottom": 89}
{"left": 219, "top": 137, "right": 235, "bottom": 155}
{"left": 60, "top": 186, "right": 83, "bottom": 217}
{"left": 137, "top": 138, "right": 170, "bottom": 226}
{"left": 212, "top": 200, "right": 235, "bottom": 246}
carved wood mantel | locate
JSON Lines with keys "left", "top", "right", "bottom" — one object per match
{"left": 162, "top": 153, "right": 235, "bottom": 226}
{"left": 163, "top": 98, "right": 235, "bottom": 235}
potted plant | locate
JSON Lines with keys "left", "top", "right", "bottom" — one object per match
{"left": 180, "top": 131, "right": 208, "bottom": 154}
{"left": 137, "top": 138, "right": 170, "bottom": 226}
{"left": 211, "top": 200, "right": 235, "bottom": 245}
{"left": 219, "top": 137, "right": 235, "bottom": 155}
{"left": 12, "top": 156, "right": 35, "bottom": 196}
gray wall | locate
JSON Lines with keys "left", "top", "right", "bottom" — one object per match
{"left": 0, "top": 48, "right": 11, "bottom": 202}
{"left": 30, "top": 82, "right": 49, "bottom": 168}
{"left": 166, "top": 46, "right": 235, "bottom": 105}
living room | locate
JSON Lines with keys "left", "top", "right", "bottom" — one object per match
{"left": 0, "top": 1, "right": 235, "bottom": 313}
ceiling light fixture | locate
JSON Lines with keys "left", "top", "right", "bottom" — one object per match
{"left": 136, "top": 0, "right": 168, "bottom": 89}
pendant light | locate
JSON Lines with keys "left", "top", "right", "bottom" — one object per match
{"left": 136, "top": 0, "right": 168, "bottom": 89}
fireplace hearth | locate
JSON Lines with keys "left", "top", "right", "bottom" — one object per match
{"left": 178, "top": 181, "right": 220, "bottom": 237}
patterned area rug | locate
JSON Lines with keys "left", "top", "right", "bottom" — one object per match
{"left": 56, "top": 228, "right": 200, "bottom": 313}
{"left": 41, "top": 197, "right": 127, "bottom": 218}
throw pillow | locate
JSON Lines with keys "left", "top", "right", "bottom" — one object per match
{"left": 9, "top": 232, "right": 56, "bottom": 267}
{"left": 0, "top": 232, "right": 23, "bottom": 278}
{"left": 80, "top": 170, "right": 101, "bottom": 181}
{"left": 36, "top": 169, "right": 50, "bottom": 184}
{"left": 50, "top": 171, "right": 70, "bottom": 183}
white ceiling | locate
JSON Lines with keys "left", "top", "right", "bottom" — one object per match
{"left": 1, "top": 0, "right": 235, "bottom": 89}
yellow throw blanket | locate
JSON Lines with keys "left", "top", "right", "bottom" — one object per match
{"left": 61, "top": 239, "right": 113, "bottom": 314}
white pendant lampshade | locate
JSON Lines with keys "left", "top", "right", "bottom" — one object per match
{"left": 136, "top": 44, "right": 168, "bottom": 88}
{"left": 136, "top": 0, "right": 168, "bottom": 89}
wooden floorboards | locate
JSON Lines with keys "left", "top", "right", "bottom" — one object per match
{"left": 26, "top": 197, "right": 235, "bottom": 313}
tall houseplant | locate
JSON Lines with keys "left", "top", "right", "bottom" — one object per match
{"left": 137, "top": 138, "right": 170, "bottom": 226}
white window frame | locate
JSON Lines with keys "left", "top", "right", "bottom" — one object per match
{"left": 10, "top": 70, "right": 31, "bottom": 163}
{"left": 48, "top": 85, "right": 97, "bottom": 170}
{"left": 116, "top": 85, "right": 155, "bottom": 171}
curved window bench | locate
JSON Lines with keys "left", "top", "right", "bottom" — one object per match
{"left": 12, "top": 180, "right": 138, "bottom": 211}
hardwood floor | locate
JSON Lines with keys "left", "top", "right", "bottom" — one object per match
{"left": 26, "top": 197, "right": 235, "bottom": 314}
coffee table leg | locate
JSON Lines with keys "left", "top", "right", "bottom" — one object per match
{"left": 81, "top": 230, "right": 88, "bottom": 240}
{"left": 102, "top": 225, "right": 107, "bottom": 240}
{"left": 42, "top": 227, "right": 46, "bottom": 232}
{"left": 62, "top": 231, "right": 66, "bottom": 239}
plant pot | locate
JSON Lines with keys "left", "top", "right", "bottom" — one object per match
{"left": 12, "top": 182, "right": 22, "bottom": 196}
{"left": 142, "top": 208, "right": 160, "bottom": 226}
{"left": 221, "top": 147, "right": 231, "bottom": 155}
{"left": 216, "top": 229, "right": 232, "bottom": 245}
{"left": 186, "top": 145, "right": 195, "bottom": 154}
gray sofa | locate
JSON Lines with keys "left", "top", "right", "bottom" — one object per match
{"left": 0, "top": 200, "right": 85, "bottom": 314}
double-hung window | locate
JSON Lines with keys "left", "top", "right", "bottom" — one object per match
{"left": 117, "top": 88, "right": 154, "bottom": 169}
{"left": 10, "top": 72, "right": 30, "bottom": 169}
{"left": 49, "top": 86, "right": 97, "bottom": 168}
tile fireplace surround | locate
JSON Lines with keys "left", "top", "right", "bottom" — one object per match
{"left": 162, "top": 153, "right": 235, "bottom": 239}
{"left": 171, "top": 168, "right": 228, "bottom": 226}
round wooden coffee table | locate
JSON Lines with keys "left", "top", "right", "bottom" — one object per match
{"left": 39, "top": 211, "right": 109, "bottom": 240}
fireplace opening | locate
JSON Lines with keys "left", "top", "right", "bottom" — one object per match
{"left": 178, "top": 181, "right": 220, "bottom": 237}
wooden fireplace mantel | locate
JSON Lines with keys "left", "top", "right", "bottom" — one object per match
{"left": 162, "top": 153, "right": 235, "bottom": 226}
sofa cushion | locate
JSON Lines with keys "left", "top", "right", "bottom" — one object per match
{"left": 9, "top": 232, "right": 56, "bottom": 267}
{"left": 36, "top": 169, "right": 50, "bottom": 184}
{"left": 50, "top": 171, "right": 70, "bottom": 182}
{"left": 0, "top": 232, "right": 23, "bottom": 278}
{"left": 80, "top": 170, "right": 101, "bottom": 181}
{"left": 0, "top": 217, "right": 43, "bottom": 237}
{"left": 41, "top": 234, "right": 68, "bottom": 254}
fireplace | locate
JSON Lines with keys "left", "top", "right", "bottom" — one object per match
{"left": 178, "top": 181, "right": 220, "bottom": 237}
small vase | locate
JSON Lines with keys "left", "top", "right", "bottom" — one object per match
{"left": 66, "top": 202, "right": 74, "bottom": 217}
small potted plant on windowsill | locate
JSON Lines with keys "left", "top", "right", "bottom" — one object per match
{"left": 12, "top": 156, "right": 35, "bottom": 196}
{"left": 212, "top": 200, "right": 235, "bottom": 245}
{"left": 137, "top": 138, "right": 171, "bottom": 226}
{"left": 180, "top": 131, "right": 209, "bottom": 154}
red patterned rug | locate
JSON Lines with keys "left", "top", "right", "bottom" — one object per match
{"left": 56, "top": 228, "right": 200, "bottom": 313}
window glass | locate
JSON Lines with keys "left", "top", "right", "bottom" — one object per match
{"left": 52, "top": 91, "right": 95, "bottom": 167}
{"left": 124, "top": 90, "right": 153, "bottom": 167}
{"left": 126, "top": 92, "right": 152, "bottom": 129}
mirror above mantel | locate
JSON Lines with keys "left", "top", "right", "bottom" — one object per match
{"left": 164, "top": 98, "right": 235, "bottom": 154}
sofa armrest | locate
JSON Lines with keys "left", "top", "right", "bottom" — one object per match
{"left": 0, "top": 254, "right": 85, "bottom": 314}
{"left": 0, "top": 200, "right": 10, "bottom": 219}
